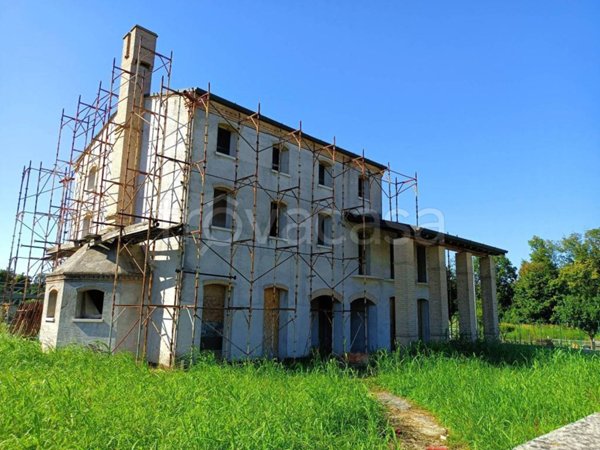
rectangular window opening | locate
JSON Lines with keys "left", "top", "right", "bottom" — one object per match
{"left": 417, "top": 245, "right": 427, "bottom": 282}
{"left": 272, "top": 145, "right": 280, "bottom": 171}
{"left": 358, "top": 230, "right": 371, "bottom": 275}
{"left": 76, "top": 290, "right": 104, "bottom": 320}
{"left": 317, "top": 214, "right": 332, "bottom": 246}
{"left": 271, "top": 144, "right": 289, "bottom": 174}
{"left": 216, "top": 127, "right": 232, "bottom": 155}
{"left": 212, "top": 188, "right": 231, "bottom": 228}
{"left": 389, "top": 242, "right": 395, "bottom": 279}
{"left": 358, "top": 176, "right": 369, "bottom": 200}
{"left": 318, "top": 162, "right": 333, "bottom": 187}
{"left": 269, "top": 202, "right": 285, "bottom": 238}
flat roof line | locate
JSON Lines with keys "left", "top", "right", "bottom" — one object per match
{"left": 190, "top": 88, "right": 388, "bottom": 171}
{"left": 346, "top": 212, "right": 507, "bottom": 256}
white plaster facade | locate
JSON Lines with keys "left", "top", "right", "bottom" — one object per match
{"left": 39, "top": 26, "right": 506, "bottom": 366}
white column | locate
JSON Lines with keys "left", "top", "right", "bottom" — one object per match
{"left": 427, "top": 245, "right": 449, "bottom": 341}
{"left": 456, "top": 251, "right": 477, "bottom": 341}
{"left": 394, "top": 237, "right": 418, "bottom": 345}
{"left": 479, "top": 256, "right": 499, "bottom": 340}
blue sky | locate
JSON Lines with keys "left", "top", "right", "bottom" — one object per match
{"left": 0, "top": 1, "right": 598, "bottom": 267}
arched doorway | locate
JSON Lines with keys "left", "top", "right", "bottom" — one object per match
{"left": 310, "top": 295, "right": 341, "bottom": 354}
{"left": 350, "top": 298, "right": 377, "bottom": 353}
{"left": 417, "top": 298, "right": 430, "bottom": 342}
{"left": 201, "top": 284, "right": 227, "bottom": 353}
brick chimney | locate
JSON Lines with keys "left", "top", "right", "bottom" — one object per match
{"left": 105, "top": 25, "right": 157, "bottom": 226}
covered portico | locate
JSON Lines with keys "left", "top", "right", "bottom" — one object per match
{"left": 393, "top": 224, "right": 505, "bottom": 344}
{"left": 346, "top": 213, "right": 507, "bottom": 346}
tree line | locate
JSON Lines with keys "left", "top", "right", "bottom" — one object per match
{"left": 478, "top": 228, "right": 600, "bottom": 347}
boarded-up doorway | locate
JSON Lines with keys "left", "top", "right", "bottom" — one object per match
{"left": 201, "top": 284, "right": 226, "bottom": 353}
{"left": 263, "top": 287, "right": 284, "bottom": 358}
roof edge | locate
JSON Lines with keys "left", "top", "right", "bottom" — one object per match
{"left": 345, "top": 212, "right": 507, "bottom": 256}
{"left": 190, "top": 88, "right": 388, "bottom": 171}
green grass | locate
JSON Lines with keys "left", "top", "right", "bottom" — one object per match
{"left": 3, "top": 331, "right": 600, "bottom": 450}
{"left": 374, "top": 342, "right": 600, "bottom": 450}
{"left": 500, "top": 322, "right": 599, "bottom": 344}
{"left": 0, "top": 332, "right": 393, "bottom": 449}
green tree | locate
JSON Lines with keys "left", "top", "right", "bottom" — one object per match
{"left": 0, "top": 269, "right": 36, "bottom": 304}
{"left": 510, "top": 236, "right": 559, "bottom": 323}
{"left": 495, "top": 255, "right": 518, "bottom": 314}
{"left": 507, "top": 229, "right": 600, "bottom": 332}
{"left": 556, "top": 294, "right": 600, "bottom": 349}
{"left": 529, "top": 236, "right": 559, "bottom": 265}
{"left": 447, "top": 263, "right": 457, "bottom": 318}
{"left": 554, "top": 231, "right": 600, "bottom": 347}
{"left": 559, "top": 229, "right": 600, "bottom": 268}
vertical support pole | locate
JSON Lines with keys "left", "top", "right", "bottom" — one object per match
{"left": 456, "top": 251, "right": 477, "bottom": 341}
{"left": 393, "top": 237, "right": 418, "bottom": 345}
{"left": 292, "top": 124, "right": 302, "bottom": 358}
{"left": 414, "top": 171, "right": 419, "bottom": 226}
{"left": 427, "top": 245, "right": 449, "bottom": 341}
{"left": 246, "top": 104, "right": 261, "bottom": 357}
{"left": 307, "top": 143, "right": 317, "bottom": 355}
{"left": 339, "top": 157, "right": 347, "bottom": 353}
{"left": 479, "top": 255, "right": 499, "bottom": 340}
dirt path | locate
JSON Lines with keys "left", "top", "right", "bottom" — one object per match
{"left": 371, "top": 390, "right": 450, "bottom": 450}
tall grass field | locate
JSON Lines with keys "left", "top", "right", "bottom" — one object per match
{"left": 374, "top": 342, "right": 600, "bottom": 449}
{"left": 2, "top": 330, "right": 599, "bottom": 449}
{"left": 0, "top": 332, "right": 392, "bottom": 449}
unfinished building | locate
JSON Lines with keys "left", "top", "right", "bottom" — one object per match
{"left": 3, "top": 26, "right": 506, "bottom": 366}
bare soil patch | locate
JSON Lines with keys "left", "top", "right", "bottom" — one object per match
{"left": 372, "top": 390, "right": 451, "bottom": 450}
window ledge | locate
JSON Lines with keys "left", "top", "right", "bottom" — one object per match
{"left": 316, "top": 244, "right": 333, "bottom": 250}
{"left": 351, "top": 275, "right": 383, "bottom": 281}
{"left": 215, "top": 151, "right": 236, "bottom": 161}
{"left": 318, "top": 184, "right": 334, "bottom": 190}
{"left": 210, "top": 225, "right": 234, "bottom": 233}
{"left": 416, "top": 281, "right": 429, "bottom": 286}
{"left": 268, "top": 236, "right": 288, "bottom": 243}
{"left": 358, "top": 197, "right": 371, "bottom": 203}
{"left": 271, "top": 169, "right": 291, "bottom": 178}
{"left": 73, "top": 318, "right": 103, "bottom": 323}
{"left": 45, "top": 318, "right": 56, "bottom": 323}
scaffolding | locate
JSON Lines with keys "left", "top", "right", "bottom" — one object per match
{"left": 3, "top": 36, "right": 421, "bottom": 362}
{"left": 2, "top": 161, "right": 63, "bottom": 334}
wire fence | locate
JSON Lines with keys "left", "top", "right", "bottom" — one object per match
{"left": 499, "top": 323, "right": 598, "bottom": 351}
{"left": 447, "top": 316, "right": 598, "bottom": 351}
